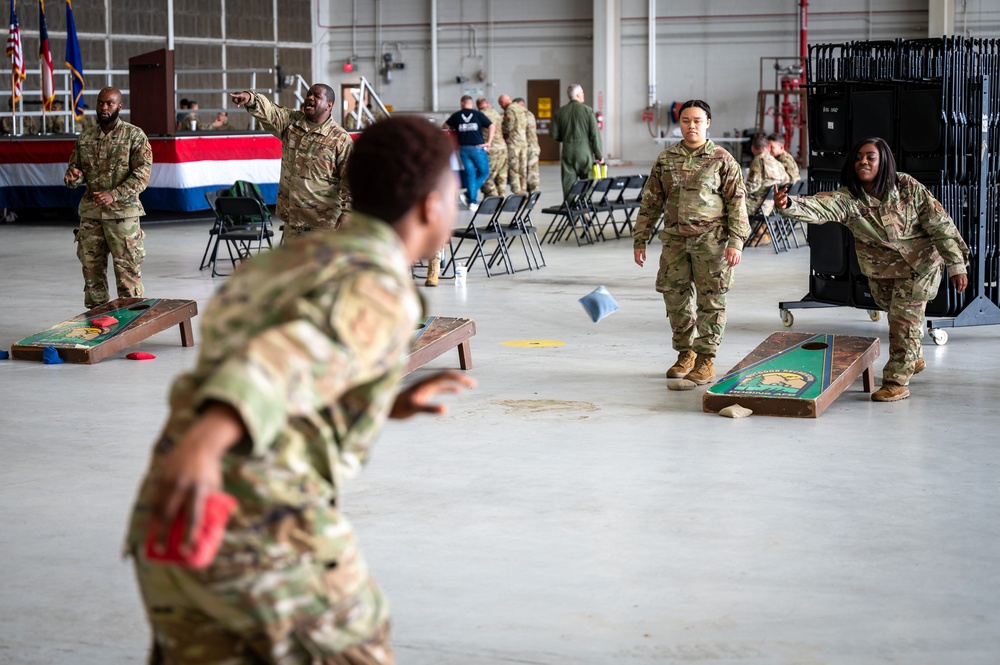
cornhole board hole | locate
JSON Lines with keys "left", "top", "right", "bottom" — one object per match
{"left": 406, "top": 316, "right": 476, "bottom": 375}
{"left": 11, "top": 297, "right": 198, "bottom": 364}
{"left": 703, "top": 332, "right": 880, "bottom": 418}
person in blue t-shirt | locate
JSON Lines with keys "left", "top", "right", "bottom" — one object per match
{"left": 445, "top": 95, "right": 495, "bottom": 210}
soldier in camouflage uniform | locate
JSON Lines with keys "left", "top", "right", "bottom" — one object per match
{"left": 745, "top": 133, "right": 790, "bottom": 216}
{"left": 776, "top": 137, "right": 969, "bottom": 402}
{"left": 64, "top": 87, "right": 152, "bottom": 309}
{"left": 768, "top": 133, "right": 800, "bottom": 183}
{"left": 230, "top": 84, "right": 353, "bottom": 240}
{"left": 632, "top": 100, "right": 750, "bottom": 385}
{"left": 514, "top": 98, "right": 541, "bottom": 194}
{"left": 44, "top": 100, "right": 66, "bottom": 134}
{"left": 476, "top": 97, "right": 507, "bottom": 197}
{"left": 550, "top": 84, "right": 603, "bottom": 198}
{"left": 127, "top": 116, "right": 475, "bottom": 665}
{"left": 499, "top": 93, "right": 528, "bottom": 194}
{"left": 1, "top": 98, "right": 38, "bottom": 134}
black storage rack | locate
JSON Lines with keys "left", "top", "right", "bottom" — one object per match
{"left": 778, "top": 37, "right": 1000, "bottom": 345}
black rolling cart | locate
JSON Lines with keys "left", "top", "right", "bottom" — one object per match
{"left": 779, "top": 38, "right": 1000, "bottom": 345}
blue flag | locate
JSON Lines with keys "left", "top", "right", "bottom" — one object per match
{"left": 64, "top": 0, "right": 83, "bottom": 119}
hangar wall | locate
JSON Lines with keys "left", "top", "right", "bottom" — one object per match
{"left": 314, "top": 0, "right": 1000, "bottom": 162}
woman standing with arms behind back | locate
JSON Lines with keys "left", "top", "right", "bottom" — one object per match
{"left": 632, "top": 100, "right": 750, "bottom": 386}
{"left": 775, "top": 137, "right": 970, "bottom": 402}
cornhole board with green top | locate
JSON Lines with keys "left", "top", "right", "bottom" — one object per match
{"left": 11, "top": 298, "right": 198, "bottom": 364}
{"left": 703, "top": 332, "right": 880, "bottom": 418}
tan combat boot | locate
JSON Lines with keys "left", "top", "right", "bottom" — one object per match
{"left": 913, "top": 358, "right": 926, "bottom": 374}
{"left": 871, "top": 382, "right": 910, "bottom": 402}
{"left": 425, "top": 257, "right": 440, "bottom": 287}
{"left": 666, "top": 349, "right": 696, "bottom": 379}
{"left": 685, "top": 354, "right": 716, "bottom": 385}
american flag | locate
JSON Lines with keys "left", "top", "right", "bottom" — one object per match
{"left": 6, "top": 0, "right": 25, "bottom": 102}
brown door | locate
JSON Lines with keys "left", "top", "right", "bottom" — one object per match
{"left": 528, "top": 79, "right": 561, "bottom": 162}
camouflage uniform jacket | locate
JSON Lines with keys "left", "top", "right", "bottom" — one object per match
{"left": 633, "top": 140, "right": 750, "bottom": 251}
{"left": 480, "top": 107, "right": 507, "bottom": 154}
{"left": 779, "top": 173, "right": 969, "bottom": 279}
{"left": 127, "top": 214, "right": 422, "bottom": 564}
{"left": 65, "top": 120, "right": 152, "bottom": 219}
{"left": 502, "top": 103, "right": 527, "bottom": 147}
{"left": 244, "top": 90, "right": 353, "bottom": 228}
{"left": 524, "top": 109, "right": 540, "bottom": 155}
{"left": 775, "top": 150, "right": 800, "bottom": 182}
{"left": 745, "top": 151, "right": 790, "bottom": 214}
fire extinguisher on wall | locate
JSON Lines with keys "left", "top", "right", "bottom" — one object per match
{"left": 595, "top": 111, "right": 604, "bottom": 131}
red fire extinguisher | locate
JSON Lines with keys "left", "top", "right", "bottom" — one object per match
{"left": 595, "top": 111, "right": 604, "bottom": 131}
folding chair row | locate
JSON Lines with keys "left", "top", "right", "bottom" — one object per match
{"left": 541, "top": 174, "right": 648, "bottom": 245}
{"left": 444, "top": 192, "right": 546, "bottom": 278}
{"left": 746, "top": 184, "right": 807, "bottom": 254}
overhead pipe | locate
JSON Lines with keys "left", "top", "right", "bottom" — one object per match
{"left": 167, "top": 0, "right": 175, "bottom": 50}
{"left": 431, "top": 0, "right": 438, "bottom": 112}
{"left": 648, "top": 0, "right": 656, "bottom": 108}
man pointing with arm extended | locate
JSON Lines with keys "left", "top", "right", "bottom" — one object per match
{"left": 230, "top": 84, "right": 353, "bottom": 239}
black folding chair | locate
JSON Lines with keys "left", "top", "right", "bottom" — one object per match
{"left": 595, "top": 175, "right": 629, "bottom": 239}
{"left": 746, "top": 189, "right": 789, "bottom": 254}
{"left": 611, "top": 174, "right": 646, "bottom": 236}
{"left": 541, "top": 179, "right": 594, "bottom": 246}
{"left": 208, "top": 196, "right": 275, "bottom": 277}
{"left": 514, "top": 191, "right": 546, "bottom": 269}
{"left": 445, "top": 196, "right": 511, "bottom": 277}
{"left": 582, "top": 177, "right": 614, "bottom": 241}
{"left": 493, "top": 194, "right": 532, "bottom": 272}
{"left": 199, "top": 188, "right": 231, "bottom": 271}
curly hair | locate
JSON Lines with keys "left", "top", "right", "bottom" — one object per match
{"left": 347, "top": 116, "right": 455, "bottom": 224}
{"left": 841, "top": 137, "right": 897, "bottom": 200}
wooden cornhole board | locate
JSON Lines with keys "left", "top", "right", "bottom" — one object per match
{"left": 11, "top": 297, "right": 198, "bottom": 364}
{"left": 406, "top": 316, "right": 476, "bottom": 375}
{"left": 703, "top": 332, "right": 880, "bottom": 418}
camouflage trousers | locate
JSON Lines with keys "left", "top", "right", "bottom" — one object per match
{"left": 526, "top": 148, "right": 540, "bottom": 194}
{"left": 284, "top": 215, "right": 343, "bottom": 242}
{"left": 481, "top": 147, "right": 508, "bottom": 198}
{"left": 868, "top": 270, "right": 940, "bottom": 386}
{"left": 76, "top": 216, "right": 145, "bottom": 309}
{"left": 506, "top": 144, "right": 528, "bottom": 194}
{"left": 132, "top": 533, "right": 394, "bottom": 665}
{"left": 655, "top": 226, "right": 733, "bottom": 357}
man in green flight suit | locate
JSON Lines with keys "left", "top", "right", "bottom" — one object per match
{"left": 551, "top": 84, "right": 603, "bottom": 198}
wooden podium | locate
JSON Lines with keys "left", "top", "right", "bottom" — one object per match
{"left": 129, "top": 49, "right": 175, "bottom": 136}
